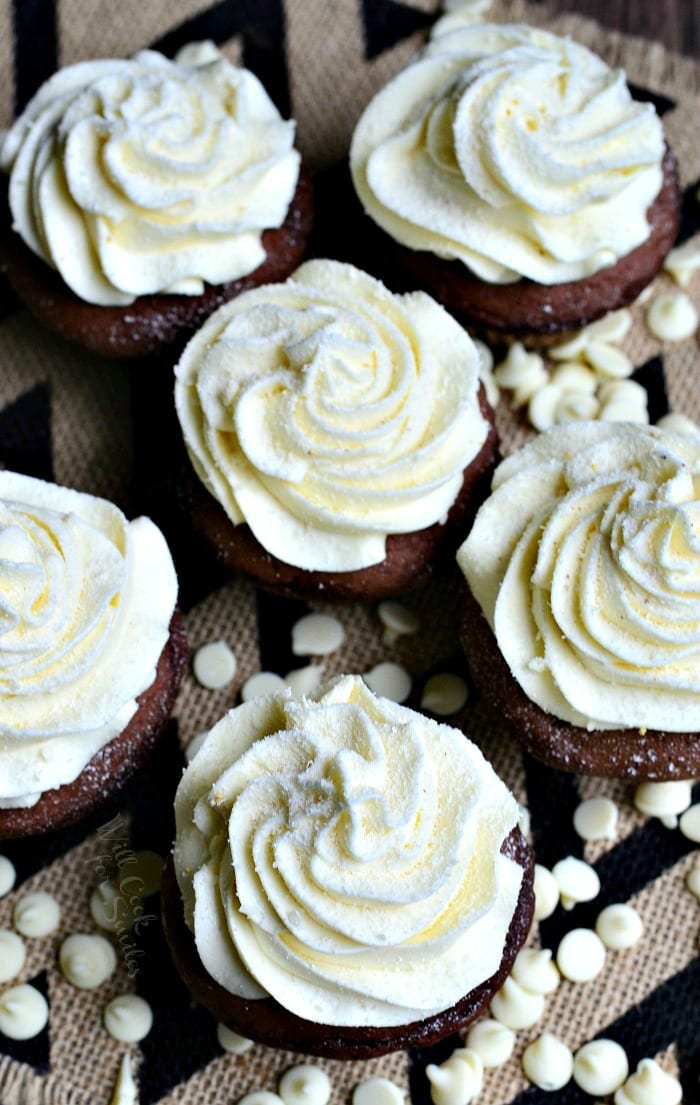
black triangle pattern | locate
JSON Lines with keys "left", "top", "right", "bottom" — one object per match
{"left": 628, "top": 82, "right": 677, "bottom": 116}
{"left": 632, "top": 355, "right": 669, "bottom": 423}
{"left": 677, "top": 176, "right": 700, "bottom": 246}
{"left": 0, "top": 382, "right": 52, "bottom": 482}
{"left": 361, "top": 0, "right": 434, "bottom": 60}
{"left": 10, "top": 0, "right": 58, "bottom": 113}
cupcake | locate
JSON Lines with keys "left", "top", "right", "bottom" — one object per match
{"left": 174, "top": 258, "right": 498, "bottom": 601}
{"left": 0, "top": 471, "right": 186, "bottom": 837}
{"left": 350, "top": 23, "right": 680, "bottom": 343}
{"left": 164, "top": 675, "right": 534, "bottom": 1059}
{"left": 0, "top": 42, "right": 312, "bottom": 359}
{"left": 457, "top": 422, "right": 700, "bottom": 780}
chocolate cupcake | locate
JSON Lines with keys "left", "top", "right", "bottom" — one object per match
{"left": 457, "top": 422, "right": 700, "bottom": 780}
{"left": 165, "top": 675, "right": 534, "bottom": 1059}
{"left": 174, "top": 259, "right": 498, "bottom": 601}
{"left": 0, "top": 472, "right": 186, "bottom": 837}
{"left": 0, "top": 43, "right": 312, "bottom": 359}
{"left": 350, "top": 22, "right": 680, "bottom": 343}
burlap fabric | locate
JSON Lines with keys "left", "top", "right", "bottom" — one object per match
{"left": 0, "top": 2, "right": 698, "bottom": 1103}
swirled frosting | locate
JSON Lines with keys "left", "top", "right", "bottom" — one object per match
{"left": 0, "top": 43, "right": 300, "bottom": 305}
{"left": 175, "top": 259, "right": 490, "bottom": 572}
{"left": 0, "top": 471, "right": 178, "bottom": 806}
{"left": 174, "top": 675, "right": 522, "bottom": 1026}
{"left": 457, "top": 422, "right": 700, "bottom": 731}
{"left": 350, "top": 24, "right": 664, "bottom": 285}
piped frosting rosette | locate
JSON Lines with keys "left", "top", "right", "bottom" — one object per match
{"left": 0, "top": 43, "right": 300, "bottom": 305}
{"left": 350, "top": 23, "right": 664, "bottom": 284}
{"left": 174, "top": 675, "right": 522, "bottom": 1026}
{"left": 175, "top": 259, "right": 490, "bottom": 572}
{"left": 0, "top": 472, "right": 177, "bottom": 806}
{"left": 458, "top": 422, "right": 700, "bottom": 732}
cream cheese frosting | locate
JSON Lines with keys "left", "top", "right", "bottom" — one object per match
{"left": 457, "top": 422, "right": 700, "bottom": 732}
{"left": 173, "top": 675, "right": 522, "bottom": 1027}
{"left": 350, "top": 23, "right": 664, "bottom": 285}
{"left": 175, "top": 259, "right": 490, "bottom": 572}
{"left": 0, "top": 471, "right": 178, "bottom": 806}
{"left": 0, "top": 43, "right": 300, "bottom": 305}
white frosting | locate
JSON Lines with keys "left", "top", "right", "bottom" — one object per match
{"left": 13, "top": 891, "right": 61, "bottom": 937}
{"left": 1, "top": 44, "right": 299, "bottom": 305}
{"left": 175, "top": 260, "right": 489, "bottom": 573}
{"left": 552, "top": 856, "right": 600, "bottom": 909}
{"left": 465, "top": 1018, "right": 515, "bottom": 1067}
{"left": 0, "top": 930, "right": 26, "bottom": 983}
{"left": 0, "top": 983, "right": 49, "bottom": 1039}
{"left": 0, "top": 471, "right": 178, "bottom": 806}
{"left": 426, "top": 1049, "right": 483, "bottom": 1105}
{"left": 458, "top": 422, "right": 700, "bottom": 732}
{"left": 533, "top": 864, "right": 560, "bottom": 921}
{"left": 278, "top": 1065, "right": 331, "bottom": 1105}
{"left": 490, "top": 977, "right": 545, "bottom": 1029}
{"left": 614, "top": 1059, "right": 683, "bottom": 1105}
{"left": 573, "top": 797, "right": 619, "bottom": 841}
{"left": 353, "top": 1080, "right": 405, "bottom": 1105}
{"left": 595, "top": 904, "right": 644, "bottom": 949}
{"left": 174, "top": 675, "right": 522, "bottom": 1027}
{"left": 556, "top": 928, "right": 606, "bottom": 982}
{"left": 104, "top": 993, "right": 153, "bottom": 1043}
{"left": 351, "top": 24, "right": 663, "bottom": 285}
{"left": 522, "top": 1033, "right": 574, "bottom": 1091}
{"left": 510, "top": 948, "right": 560, "bottom": 994}
{"left": 574, "top": 1039, "right": 629, "bottom": 1095}
{"left": 59, "top": 933, "right": 117, "bottom": 989}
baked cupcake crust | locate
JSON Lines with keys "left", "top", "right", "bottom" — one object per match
{"left": 162, "top": 826, "right": 533, "bottom": 1060}
{"left": 0, "top": 611, "right": 187, "bottom": 838}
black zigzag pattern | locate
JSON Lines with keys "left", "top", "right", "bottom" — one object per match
{"left": 11, "top": 0, "right": 57, "bottom": 112}
{"left": 0, "top": 382, "right": 52, "bottom": 482}
{"left": 361, "top": 0, "right": 434, "bottom": 60}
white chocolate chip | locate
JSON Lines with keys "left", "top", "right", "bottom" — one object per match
{"left": 584, "top": 341, "right": 634, "bottom": 378}
{"left": 490, "top": 977, "right": 546, "bottom": 1029}
{"left": 598, "top": 379, "right": 648, "bottom": 406}
{"left": 522, "top": 1033, "right": 573, "bottom": 1091}
{"left": 685, "top": 866, "right": 700, "bottom": 900}
{"left": 103, "top": 993, "right": 153, "bottom": 1042}
{"left": 599, "top": 400, "right": 650, "bottom": 424}
{"left": 549, "top": 331, "right": 589, "bottom": 361}
{"left": 528, "top": 383, "right": 565, "bottom": 432}
{"left": 584, "top": 309, "right": 633, "bottom": 345}
{"left": 573, "top": 797, "right": 619, "bottom": 841}
{"left": 363, "top": 662, "right": 412, "bottom": 703}
{"left": 59, "top": 933, "right": 117, "bottom": 990}
{"left": 474, "top": 339, "right": 499, "bottom": 407}
{"left": 377, "top": 601, "right": 420, "bottom": 644}
{"left": 0, "top": 857, "right": 16, "bottom": 898}
{"left": 573, "top": 1039, "right": 629, "bottom": 1095}
{"left": 646, "top": 293, "right": 699, "bottom": 342}
{"left": 595, "top": 904, "right": 644, "bottom": 950}
{"left": 552, "top": 856, "right": 600, "bottom": 909}
{"left": 292, "top": 614, "right": 345, "bottom": 656}
{"left": 128, "top": 851, "right": 163, "bottom": 898}
{"left": 352, "top": 1079, "right": 406, "bottom": 1105}
{"left": 0, "top": 932, "right": 26, "bottom": 984}
{"left": 90, "top": 880, "right": 124, "bottom": 933}
{"left": 426, "top": 1049, "right": 483, "bottom": 1105}
{"left": 13, "top": 891, "right": 61, "bottom": 937}
{"left": 420, "top": 674, "right": 468, "bottom": 715}
{"left": 679, "top": 803, "right": 700, "bottom": 843}
{"left": 550, "top": 362, "right": 598, "bottom": 393}
{"left": 284, "top": 666, "right": 324, "bottom": 697}
{"left": 533, "top": 864, "right": 560, "bottom": 921}
{"left": 217, "top": 1023, "right": 254, "bottom": 1053}
{"left": 656, "top": 412, "right": 700, "bottom": 437}
{"left": 511, "top": 948, "right": 560, "bottom": 995}
{"left": 614, "top": 1058, "right": 682, "bottom": 1105}
{"left": 109, "top": 1054, "right": 138, "bottom": 1105}
{"left": 635, "top": 285, "right": 655, "bottom": 305}
{"left": 494, "top": 344, "right": 547, "bottom": 407}
{"left": 465, "top": 1018, "right": 515, "bottom": 1067}
{"left": 278, "top": 1065, "right": 331, "bottom": 1105}
{"left": 238, "top": 1095, "right": 285, "bottom": 1105}
{"left": 555, "top": 390, "right": 600, "bottom": 423}
{"left": 663, "top": 243, "right": 700, "bottom": 287}
{"left": 556, "top": 928, "right": 606, "bottom": 982}
{"left": 241, "top": 672, "right": 287, "bottom": 701}
{"left": 0, "top": 983, "right": 48, "bottom": 1039}
{"left": 634, "top": 780, "right": 693, "bottom": 826}
{"left": 185, "top": 730, "right": 208, "bottom": 763}
{"left": 440, "top": 0, "right": 493, "bottom": 21}
{"left": 193, "top": 640, "right": 237, "bottom": 689}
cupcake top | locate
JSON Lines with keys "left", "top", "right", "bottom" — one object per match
{"left": 457, "top": 422, "right": 700, "bottom": 732}
{"left": 350, "top": 23, "right": 664, "bottom": 285}
{"left": 0, "top": 42, "right": 300, "bottom": 306}
{"left": 175, "top": 259, "right": 490, "bottom": 572}
{"left": 173, "top": 674, "right": 522, "bottom": 1027}
{"left": 0, "top": 472, "right": 178, "bottom": 807}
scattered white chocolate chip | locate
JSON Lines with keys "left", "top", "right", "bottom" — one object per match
{"left": 585, "top": 309, "right": 633, "bottom": 345}
{"left": 494, "top": 343, "right": 547, "bottom": 407}
{"left": 292, "top": 614, "right": 345, "bottom": 656}
{"left": 103, "top": 993, "right": 153, "bottom": 1043}
{"left": 511, "top": 948, "right": 560, "bottom": 995}
{"left": 363, "top": 662, "right": 412, "bottom": 703}
{"left": 241, "top": 672, "right": 287, "bottom": 702}
{"left": 533, "top": 864, "right": 560, "bottom": 921}
{"left": 584, "top": 341, "right": 633, "bottom": 378}
{"left": 279, "top": 1064, "right": 331, "bottom": 1105}
{"left": 598, "top": 379, "right": 648, "bottom": 406}
{"left": 238, "top": 1095, "right": 284, "bottom": 1105}
{"left": 646, "top": 292, "right": 698, "bottom": 342}
{"left": 551, "top": 362, "right": 598, "bottom": 393}
{"left": 574, "top": 1039, "right": 629, "bottom": 1096}
{"left": 126, "top": 851, "right": 163, "bottom": 898}
{"left": 466, "top": 1018, "right": 516, "bottom": 1068}
{"left": 556, "top": 928, "right": 606, "bottom": 982}
{"left": 185, "top": 731, "right": 208, "bottom": 763}
{"left": 573, "top": 797, "right": 619, "bottom": 841}
{"left": 529, "top": 383, "right": 599, "bottom": 431}
{"left": 440, "top": 0, "right": 493, "bottom": 20}
{"left": 426, "top": 1048, "right": 483, "bottom": 1105}
{"left": 13, "top": 891, "right": 61, "bottom": 937}
{"left": 217, "top": 1023, "right": 254, "bottom": 1054}
{"left": 0, "top": 983, "right": 48, "bottom": 1039}
{"left": 663, "top": 243, "right": 700, "bottom": 287}
{"left": 656, "top": 411, "right": 700, "bottom": 437}
{"left": 284, "top": 665, "right": 324, "bottom": 698}
{"left": 59, "top": 933, "right": 117, "bottom": 990}
{"left": 109, "top": 1054, "right": 138, "bottom": 1105}
{"left": 685, "top": 866, "right": 700, "bottom": 900}
{"left": 377, "top": 601, "right": 420, "bottom": 644}
{"left": 557, "top": 391, "right": 601, "bottom": 422}
{"left": 549, "top": 332, "right": 589, "bottom": 361}
{"left": 352, "top": 1078, "right": 405, "bottom": 1105}
{"left": 420, "top": 673, "right": 468, "bottom": 715}
{"left": 633, "top": 780, "right": 693, "bottom": 828}
{"left": 90, "top": 880, "right": 124, "bottom": 933}
{"left": 490, "top": 977, "right": 545, "bottom": 1029}
{"left": 679, "top": 803, "right": 700, "bottom": 843}
{"left": 522, "top": 1033, "right": 573, "bottom": 1091}
{"left": 552, "top": 856, "right": 600, "bottom": 909}
{"left": 0, "top": 857, "right": 16, "bottom": 898}
{"left": 0, "top": 932, "right": 26, "bottom": 984}
{"left": 614, "top": 1058, "right": 682, "bottom": 1105}
{"left": 595, "top": 904, "right": 644, "bottom": 950}
{"left": 635, "top": 285, "right": 655, "bottom": 306}
{"left": 192, "top": 640, "right": 237, "bottom": 690}
{"left": 599, "top": 399, "right": 649, "bottom": 424}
